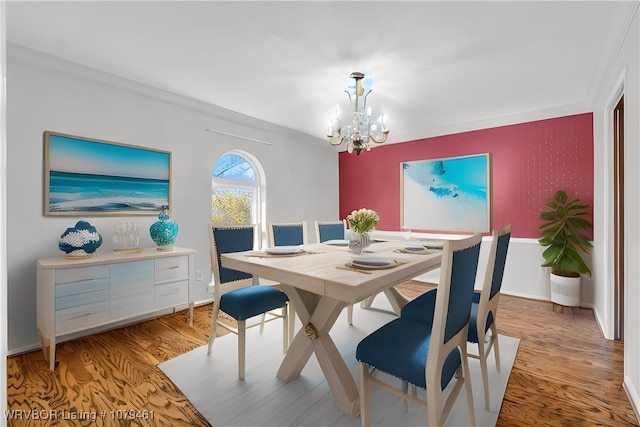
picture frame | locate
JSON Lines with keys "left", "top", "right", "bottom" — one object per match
{"left": 401, "top": 153, "right": 491, "bottom": 233}
{"left": 44, "top": 131, "right": 171, "bottom": 216}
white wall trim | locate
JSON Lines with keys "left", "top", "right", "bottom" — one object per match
{"left": 390, "top": 104, "right": 592, "bottom": 143}
{"left": 623, "top": 377, "right": 640, "bottom": 424}
{"left": 600, "top": 67, "right": 627, "bottom": 341}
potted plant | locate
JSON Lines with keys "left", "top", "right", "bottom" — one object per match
{"left": 538, "top": 190, "right": 592, "bottom": 307}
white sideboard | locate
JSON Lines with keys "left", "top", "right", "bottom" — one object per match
{"left": 36, "top": 247, "right": 197, "bottom": 370}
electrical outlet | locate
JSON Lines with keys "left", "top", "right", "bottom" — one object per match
{"left": 196, "top": 270, "right": 203, "bottom": 281}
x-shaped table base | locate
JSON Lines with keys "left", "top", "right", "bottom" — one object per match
{"left": 278, "top": 284, "right": 360, "bottom": 418}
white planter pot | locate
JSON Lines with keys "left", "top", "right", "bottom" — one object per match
{"left": 550, "top": 273, "right": 581, "bottom": 307}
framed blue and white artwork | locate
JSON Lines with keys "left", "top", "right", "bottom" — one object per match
{"left": 44, "top": 131, "right": 171, "bottom": 216}
{"left": 401, "top": 153, "right": 491, "bottom": 233}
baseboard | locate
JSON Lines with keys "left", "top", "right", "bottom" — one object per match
{"left": 623, "top": 377, "right": 640, "bottom": 424}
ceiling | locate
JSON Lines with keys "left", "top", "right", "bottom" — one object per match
{"left": 6, "top": 1, "right": 636, "bottom": 145}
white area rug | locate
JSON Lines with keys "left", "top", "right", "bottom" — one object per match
{"left": 159, "top": 299, "right": 519, "bottom": 426}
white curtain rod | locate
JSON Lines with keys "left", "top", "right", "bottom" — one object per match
{"left": 205, "top": 128, "right": 273, "bottom": 146}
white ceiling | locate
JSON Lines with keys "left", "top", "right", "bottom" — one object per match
{"left": 6, "top": 1, "right": 636, "bottom": 144}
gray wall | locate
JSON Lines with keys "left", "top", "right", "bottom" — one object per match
{"left": 7, "top": 45, "right": 339, "bottom": 353}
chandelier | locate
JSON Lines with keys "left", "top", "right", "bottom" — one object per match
{"left": 327, "top": 72, "right": 389, "bottom": 155}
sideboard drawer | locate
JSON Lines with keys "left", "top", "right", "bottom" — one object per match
{"left": 55, "top": 278, "right": 110, "bottom": 300}
{"left": 56, "top": 301, "right": 111, "bottom": 334}
{"left": 155, "top": 279, "right": 188, "bottom": 309}
{"left": 56, "top": 286, "right": 110, "bottom": 311}
{"left": 155, "top": 256, "right": 188, "bottom": 283}
{"left": 55, "top": 265, "right": 110, "bottom": 285}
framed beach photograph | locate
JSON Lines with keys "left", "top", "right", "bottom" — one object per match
{"left": 401, "top": 153, "right": 491, "bottom": 233}
{"left": 44, "top": 131, "right": 171, "bottom": 216}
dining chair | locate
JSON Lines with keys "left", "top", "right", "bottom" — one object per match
{"left": 268, "top": 221, "right": 308, "bottom": 247}
{"left": 207, "top": 224, "right": 290, "bottom": 380}
{"left": 356, "top": 233, "right": 482, "bottom": 427}
{"left": 267, "top": 221, "right": 307, "bottom": 336}
{"left": 314, "top": 220, "right": 354, "bottom": 326}
{"left": 467, "top": 224, "right": 511, "bottom": 411}
{"left": 401, "top": 227, "right": 511, "bottom": 413}
{"left": 314, "top": 220, "right": 346, "bottom": 243}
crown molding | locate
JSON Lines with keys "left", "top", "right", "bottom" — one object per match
{"left": 7, "top": 43, "right": 328, "bottom": 148}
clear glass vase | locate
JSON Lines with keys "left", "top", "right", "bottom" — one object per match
{"left": 348, "top": 232, "right": 371, "bottom": 254}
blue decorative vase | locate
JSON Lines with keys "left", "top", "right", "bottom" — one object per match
{"left": 59, "top": 220, "right": 103, "bottom": 258}
{"left": 150, "top": 206, "right": 178, "bottom": 251}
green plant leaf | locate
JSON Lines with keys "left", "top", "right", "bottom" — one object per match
{"left": 538, "top": 190, "right": 592, "bottom": 276}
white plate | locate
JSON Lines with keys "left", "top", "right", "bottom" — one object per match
{"left": 323, "top": 239, "right": 349, "bottom": 246}
{"left": 264, "top": 246, "right": 304, "bottom": 255}
{"left": 403, "top": 244, "right": 427, "bottom": 252}
{"left": 351, "top": 255, "right": 394, "bottom": 268}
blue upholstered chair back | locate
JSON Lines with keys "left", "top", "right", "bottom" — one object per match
{"left": 444, "top": 241, "right": 481, "bottom": 344}
{"left": 211, "top": 226, "right": 254, "bottom": 284}
{"left": 489, "top": 231, "right": 511, "bottom": 299}
{"left": 317, "top": 221, "right": 345, "bottom": 242}
{"left": 271, "top": 223, "right": 305, "bottom": 246}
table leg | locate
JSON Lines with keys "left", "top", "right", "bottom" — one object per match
{"left": 360, "top": 287, "right": 410, "bottom": 316}
{"left": 278, "top": 285, "right": 361, "bottom": 418}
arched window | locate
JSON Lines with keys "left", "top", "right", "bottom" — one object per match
{"left": 212, "top": 151, "right": 264, "bottom": 226}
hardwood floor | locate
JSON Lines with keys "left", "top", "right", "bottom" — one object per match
{"left": 6, "top": 285, "right": 638, "bottom": 426}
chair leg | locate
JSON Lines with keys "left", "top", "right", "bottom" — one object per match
{"left": 238, "top": 320, "right": 246, "bottom": 380}
{"left": 259, "top": 313, "right": 266, "bottom": 335}
{"left": 358, "top": 363, "right": 371, "bottom": 427}
{"left": 460, "top": 350, "right": 476, "bottom": 427}
{"left": 426, "top": 371, "right": 444, "bottom": 427}
{"left": 491, "top": 322, "right": 501, "bottom": 373}
{"left": 347, "top": 304, "right": 353, "bottom": 326}
{"left": 478, "top": 330, "right": 491, "bottom": 412}
{"left": 207, "top": 301, "right": 221, "bottom": 355}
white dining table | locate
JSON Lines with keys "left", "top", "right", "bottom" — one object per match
{"left": 221, "top": 241, "right": 442, "bottom": 418}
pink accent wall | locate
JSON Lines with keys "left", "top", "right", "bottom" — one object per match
{"left": 339, "top": 113, "right": 594, "bottom": 239}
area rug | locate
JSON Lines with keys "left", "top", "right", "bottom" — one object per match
{"left": 159, "top": 299, "right": 519, "bottom": 426}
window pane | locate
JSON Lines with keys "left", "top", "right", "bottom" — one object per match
{"left": 213, "top": 154, "right": 256, "bottom": 182}
{"left": 212, "top": 187, "right": 254, "bottom": 225}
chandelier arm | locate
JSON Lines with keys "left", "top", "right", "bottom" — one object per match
{"left": 368, "top": 131, "right": 389, "bottom": 144}
{"left": 328, "top": 136, "right": 343, "bottom": 146}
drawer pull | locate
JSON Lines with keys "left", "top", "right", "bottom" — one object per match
{"left": 168, "top": 266, "right": 180, "bottom": 270}
{"left": 162, "top": 288, "right": 180, "bottom": 296}
{"left": 68, "top": 312, "right": 92, "bottom": 320}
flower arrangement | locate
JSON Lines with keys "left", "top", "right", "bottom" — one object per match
{"left": 346, "top": 208, "right": 380, "bottom": 234}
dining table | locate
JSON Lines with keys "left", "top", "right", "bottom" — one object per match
{"left": 220, "top": 240, "right": 442, "bottom": 418}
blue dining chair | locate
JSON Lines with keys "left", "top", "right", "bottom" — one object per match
{"left": 401, "top": 227, "right": 511, "bottom": 413}
{"left": 467, "top": 225, "right": 511, "bottom": 411}
{"left": 268, "top": 221, "right": 308, "bottom": 247}
{"left": 267, "top": 222, "right": 307, "bottom": 336}
{"left": 314, "top": 220, "right": 346, "bottom": 243}
{"left": 207, "top": 224, "right": 290, "bottom": 380}
{"left": 356, "top": 233, "right": 482, "bottom": 427}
